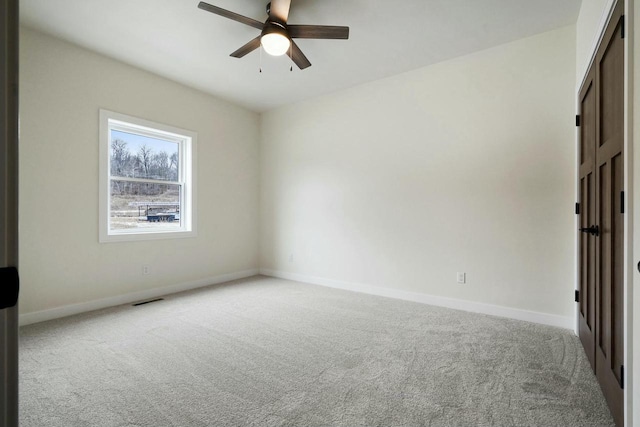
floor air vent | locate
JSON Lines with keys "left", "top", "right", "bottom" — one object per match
{"left": 132, "top": 298, "right": 164, "bottom": 307}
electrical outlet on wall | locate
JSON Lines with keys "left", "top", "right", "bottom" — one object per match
{"left": 289, "top": 253, "right": 294, "bottom": 263}
{"left": 142, "top": 265, "right": 150, "bottom": 275}
{"left": 456, "top": 272, "right": 466, "bottom": 284}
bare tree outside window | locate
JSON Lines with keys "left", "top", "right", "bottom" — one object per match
{"left": 109, "top": 130, "right": 182, "bottom": 231}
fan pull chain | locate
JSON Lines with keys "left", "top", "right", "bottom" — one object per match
{"left": 289, "top": 43, "right": 293, "bottom": 72}
{"left": 259, "top": 45, "right": 263, "bottom": 73}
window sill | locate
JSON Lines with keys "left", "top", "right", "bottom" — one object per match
{"left": 99, "top": 229, "right": 197, "bottom": 243}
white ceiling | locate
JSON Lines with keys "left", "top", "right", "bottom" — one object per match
{"left": 20, "top": 0, "right": 581, "bottom": 112}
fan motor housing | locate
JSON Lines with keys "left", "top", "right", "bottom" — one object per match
{"left": 262, "top": 21, "right": 288, "bottom": 38}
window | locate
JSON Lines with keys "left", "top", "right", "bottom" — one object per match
{"left": 99, "top": 110, "right": 196, "bottom": 242}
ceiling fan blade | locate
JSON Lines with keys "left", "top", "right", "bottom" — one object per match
{"left": 288, "top": 25, "right": 349, "bottom": 39}
{"left": 198, "top": 2, "right": 263, "bottom": 30}
{"left": 230, "top": 36, "right": 262, "bottom": 58}
{"left": 287, "top": 41, "right": 311, "bottom": 70}
{"left": 269, "top": 0, "right": 291, "bottom": 23}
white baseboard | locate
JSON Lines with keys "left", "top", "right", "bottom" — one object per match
{"left": 260, "top": 268, "right": 574, "bottom": 330}
{"left": 21, "top": 268, "right": 574, "bottom": 330}
{"left": 19, "top": 269, "right": 260, "bottom": 326}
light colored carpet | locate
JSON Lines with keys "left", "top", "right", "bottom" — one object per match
{"left": 20, "top": 276, "right": 614, "bottom": 427}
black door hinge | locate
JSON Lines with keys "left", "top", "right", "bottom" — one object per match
{"left": 621, "top": 365, "right": 624, "bottom": 389}
{"left": 621, "top": 15, "right": 625, "bottom": 39}
{"left": 575, "top": 203, "right": 580, "bottom": 215}
{"left": 575, "top": 290, "right": 580, "bottom": 303}
{"left": 0, "top": 267, "right": 19, "bottom": 310}
{"left": 576, "top": 115, "right": 581, "bottom": 127}
{"left": 621, "top": 191, "right": 625, "bottom": 214}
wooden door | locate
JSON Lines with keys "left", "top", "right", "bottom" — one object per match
{"left": 595, "top": 2, "right": 625, "bottom": 425}
{"left": 577, "top": 2, "right": 624, "bottom": 426}
{"left": 578, "top": 67, "right": 596, "bottom": 371}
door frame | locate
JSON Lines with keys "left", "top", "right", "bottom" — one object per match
{"left": 0, "top": 0, "right": 19, "bottom": 425}
{"left": 632, "top": 0, "right": 640, "bottom": 424}
{"left": 575, "top": 0, "right": 634, "bottom": 425}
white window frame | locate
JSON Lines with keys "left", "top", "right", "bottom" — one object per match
{"left": 99, "top": 109, "right": 197, "bottom": 243}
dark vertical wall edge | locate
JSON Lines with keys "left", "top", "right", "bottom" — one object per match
{"left": 0, "top": 0, "right": 20, "bottom": 425}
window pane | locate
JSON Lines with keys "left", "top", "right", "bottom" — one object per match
{"left": 110, "top": 180, "right": 181, "bottom": 231}
{"left": 110, "top": 130, "right": 179, "bottom": 181}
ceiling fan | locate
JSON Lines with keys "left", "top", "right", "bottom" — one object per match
{"left": 197, "top": 0, "right": 349, "bottom": 70}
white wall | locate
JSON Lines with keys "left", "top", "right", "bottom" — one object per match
{"left": 19, "top": 28, "right": 260, "bottom": 317}
{"left": 260, "top": 26, "right": 576, "bottom": 321}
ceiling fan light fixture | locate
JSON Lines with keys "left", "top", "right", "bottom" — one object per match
{"left": 197, "top": 1, "right": 349, "bottom": 69}
{"left": 261, "top": 32, "right": 290, "bottom": 56}
{"left": 260, "top": 22, "right": 290, "bottom": 56}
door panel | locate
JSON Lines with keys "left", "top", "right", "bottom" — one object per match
{"left": 594, "top": 5, "right": 624, "bottom": 425}
{"left": 578, "top": 73, "right": 596, "bottom": 370}
{"left": 612, "top": 153, "right": 624, "bottom": 378}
